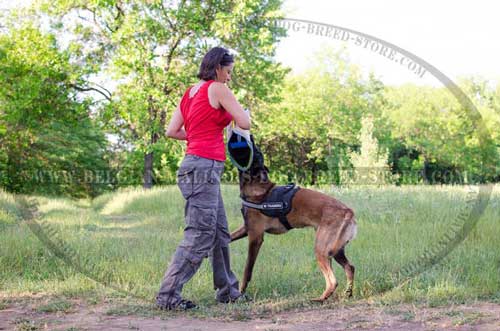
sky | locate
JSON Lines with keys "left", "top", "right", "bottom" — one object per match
{"left": 276, "top": 0, "right": 500, "bottom": 86}
{"left": 1, "top": 0, "right": 499, "bottom": 87}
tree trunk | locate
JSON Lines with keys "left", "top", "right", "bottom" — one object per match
{"left": 311, "top": 160, "right": 317, "bottom": 185}
{"left": 423, "top": 157, "right": 430, "bottom": 184}
{"left": 143, "top": 152, "right": 154, "bottom": 189}
{"left": 143, "top": 95, "right": 163, "bottom": 189}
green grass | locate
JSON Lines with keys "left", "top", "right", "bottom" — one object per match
{"left": 0, "top": 185, "right": 499, "bottom": 315}
{"left": 36, "top": 298, "right": 73, "bottom": 313}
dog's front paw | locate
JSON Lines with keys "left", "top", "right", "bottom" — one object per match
{"left": 310, "top": 297, "right": 326, "bottom": 303}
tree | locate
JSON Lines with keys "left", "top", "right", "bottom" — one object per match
{"left": 256, "top": 46, "right": 383, "bottom": 185}
{"left": 349, "top": 116, "right": 390, "bottom": 185}
{"left": 381, "top": 79, "right": 499, "bottom": 184}
{"left": 37, "top": 0, "right": 288, "bottom": 188}
{"left": 0, "top": 25, "right": 110, "bottom": 197}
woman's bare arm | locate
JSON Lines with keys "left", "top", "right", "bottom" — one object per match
{"left": 165, "top": 105, "right": 187, "bottom": 140}
{"left": 212, "top": 83, "right": 250, "bottom": 129}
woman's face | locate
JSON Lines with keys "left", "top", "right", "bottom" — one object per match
{"left": 215, "top": 63, "right": 234, "bottom": 84}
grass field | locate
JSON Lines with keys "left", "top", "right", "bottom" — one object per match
{"left": 1, "top": 184, "right": 499, "bottom": 317}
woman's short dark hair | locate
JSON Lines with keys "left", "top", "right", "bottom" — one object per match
{"left": 197, "top": 47, "right": 234, "bottom": 81}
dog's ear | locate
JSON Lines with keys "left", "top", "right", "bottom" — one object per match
{"left": 259, "top": 168, "right": 269, "bottom": 183}
{"left": 250, "top": 135, "right": 265, "bottom": 167}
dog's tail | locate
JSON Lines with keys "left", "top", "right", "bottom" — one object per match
{"left": 330, "top": 209, "right": 357, "bottom": 256}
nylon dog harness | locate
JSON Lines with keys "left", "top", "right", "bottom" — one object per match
{"left": 241, "top": 183, "right": 300, "bottom": 230}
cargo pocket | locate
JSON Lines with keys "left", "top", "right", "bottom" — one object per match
{"left": 181, "top": 204, "right": 217, "bottom": 264}
{"left": 177, "top": 168, "right": 194, "bottom": 200}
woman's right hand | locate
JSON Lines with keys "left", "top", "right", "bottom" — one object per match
{"left": 210, "top": 82, "right": 251, "bottom": 130}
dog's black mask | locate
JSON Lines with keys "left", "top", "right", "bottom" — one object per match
{"left": 239, "top": 135, "right": 269, "bottom": 184}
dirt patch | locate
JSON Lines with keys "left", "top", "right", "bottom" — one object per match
{"left": 1, "top": 299, "right": 499, "bottom": 331}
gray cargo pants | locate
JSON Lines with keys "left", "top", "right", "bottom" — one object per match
{"left": 156, "top": 154, "right": 241, "bottom": 306}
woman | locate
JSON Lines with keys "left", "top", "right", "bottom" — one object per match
{"left": 156, "top": 47, "right": 250, "bottom": 310}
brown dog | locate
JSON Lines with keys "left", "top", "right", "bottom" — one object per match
{"left": 230, "top": 142, "right": 357, "bottom": 302}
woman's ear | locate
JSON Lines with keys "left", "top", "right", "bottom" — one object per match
{"left": 215, "top": 64, "right": 222, "bottom": 80}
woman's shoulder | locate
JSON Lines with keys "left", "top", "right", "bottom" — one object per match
{"left": 183, "top": 85, "right": 194, "bottom": 96}
{"left": 208, "top": 81, "right": 230, "bottom": 95}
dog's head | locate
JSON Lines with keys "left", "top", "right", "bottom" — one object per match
{"left": 238, "top": 135, "right": 272, "bottom": 197}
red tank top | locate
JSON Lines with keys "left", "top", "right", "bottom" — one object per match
{"left": 180, "top": 80, "right": 233, "bottom": 161}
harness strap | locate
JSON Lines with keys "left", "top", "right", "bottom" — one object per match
{"left": 241, "top": 200, "right": 284, "bottom": 210}
{"left": 241, "top": 199, "right": 293, "bottom": 230}
{"left": 278, "top": 214, "right": 293, "bottom": 230}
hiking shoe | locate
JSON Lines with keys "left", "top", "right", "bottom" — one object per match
{"left": 157, "top": 299, "right": 197, "bottom": 311}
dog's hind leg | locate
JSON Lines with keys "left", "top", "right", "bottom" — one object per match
{"left": 329, "top": 210, "right": 357, "bottom": 257}
{"left": 333, "top": 248, "right": 355, "bottom": 297}
{"left": 230, "top": 225, "right": 248, "bottom": 242}
{"left": 312, "top": 225, "right": 338, "bottom": 302}
{"left": 240, "top": 232, "right": 264, "bottom": 294}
